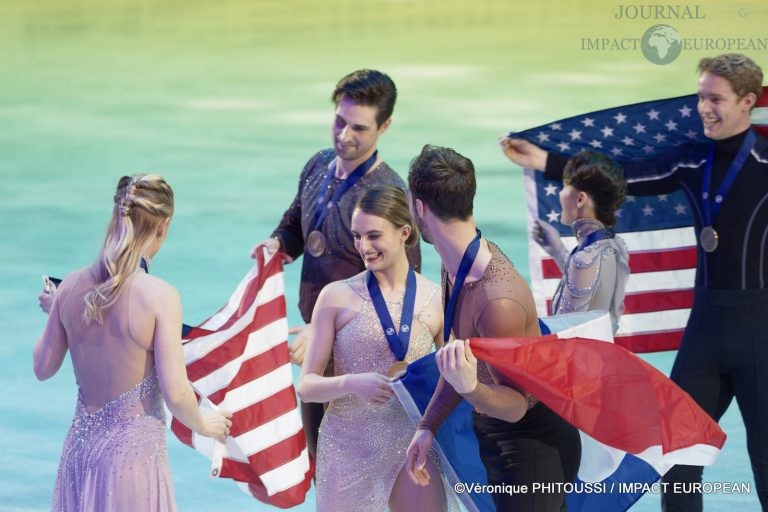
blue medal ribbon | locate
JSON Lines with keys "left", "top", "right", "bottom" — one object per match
{"left": 443, "top": 229, "right": 482, "bottom": 342}
{"left": 367, "top": 267, "right": 417, "bottom": 361}
{"left": 701, "top": 130, "right": 756, "bottom": 225}
{"left": 312, "top": 151, "right": 379, "bottom": 232}
{"left": 572, "top": 229, "right": 615, "bottom": 254}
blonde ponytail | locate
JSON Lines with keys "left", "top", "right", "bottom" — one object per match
{"left": 83, "top": 174, "right": 174, "bottom": 324}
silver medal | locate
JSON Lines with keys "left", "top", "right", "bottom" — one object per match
{"left": 699, "top": 226, "right": 718, "bottom": 253}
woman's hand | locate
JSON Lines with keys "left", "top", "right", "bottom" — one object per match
{"left": 347, "top": 372, "right": 394, "bottom": 404}
{"left": 198, "top": 410, "right": 234, "bottom": 444}
{"left": 287, "top": 324, "right": 310, "bottom": 366}
{"left": 405, "top": 429, "right": 435, "bottom": 486}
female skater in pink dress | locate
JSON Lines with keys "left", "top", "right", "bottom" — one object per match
{"left": 33, "top": 174, "right": 232, "bottom": 511}
{"left": 298, "top": 185, "right": 456, "bottom": 512}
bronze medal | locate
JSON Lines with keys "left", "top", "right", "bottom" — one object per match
{"left": 699, "top": 226, "right": 718, "bottom": 253}
{"left": 306, "top": 230, "right": 326, "bottom": 257}
{"left": 387, "top": 361, "right": 408, "bottom": 378}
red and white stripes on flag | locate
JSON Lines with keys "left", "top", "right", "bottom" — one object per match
{"left": 520, "top": 87, "right": 768, "bottom": 353}
{"left": 524, "top": 207, "right": 697, "bottom": 353}
{"left": 167, "top": 247, "right": 312, "bottom": 508}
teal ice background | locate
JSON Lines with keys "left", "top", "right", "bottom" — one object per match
{"left": 2, "top": 1, "right": 764, "bottom": 510}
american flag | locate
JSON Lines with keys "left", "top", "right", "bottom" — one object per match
{"left": 167, "top": 247, "right": 313, "bottom": 508}
{"left": 517, "top": 86, "right": 768, "bottom": 353}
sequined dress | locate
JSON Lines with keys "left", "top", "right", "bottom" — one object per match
{"left": 315, "top": 280, "right": 438, "bottom": 511}
{"left": 52, "top": 367, "right": 176, "bottom": 511}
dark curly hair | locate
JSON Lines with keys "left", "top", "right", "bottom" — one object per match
{"left": 562, "top": 150, "right": 626, "bottom": 227}
{"left": 408, "top": 144, "right": 476, "bottom": 221}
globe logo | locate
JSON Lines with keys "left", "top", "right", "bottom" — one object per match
{"left": 641, "top": 24, "right": 682, "bottom": 65}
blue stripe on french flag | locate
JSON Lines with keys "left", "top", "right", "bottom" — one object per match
{"left": 392, "top": 312, "right": 725, "bottom": 512}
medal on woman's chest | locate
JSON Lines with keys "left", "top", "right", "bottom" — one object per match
{"left": 367, "top": 269, "right": 417, "bottom": 380}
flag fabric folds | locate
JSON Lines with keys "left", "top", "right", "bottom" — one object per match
{"left": 392, "top": 312, "right": 726, "bottom": 512}
{"left": 167, "top": 247, "right": 312, "bottom": 508}
{"left": 517, "top": 86, "right": 768, "bottom": 353}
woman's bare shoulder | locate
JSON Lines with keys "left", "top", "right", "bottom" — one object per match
{"left": 414, "top": 272, "right": 439, "bottom": 291}
{"left": 319, "top": 273, "right": 365, "bottom": 305}
{"left": 56, "top": 266, "right": 91, "bottom": 289}
{"left": 131, "top": 272, "right": 180, "bottom": 308}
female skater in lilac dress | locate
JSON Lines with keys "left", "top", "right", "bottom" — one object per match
{"left": 33, "top": 174, "right": 232, "bottom": 511}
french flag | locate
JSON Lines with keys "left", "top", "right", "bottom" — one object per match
{"left": 391, "top": 312, "right": 726, "bottom": 512}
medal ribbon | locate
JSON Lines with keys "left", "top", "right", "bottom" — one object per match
{"left": 573, "top": 229, "right": 614, "bottom": 254}
{"left": 443, "top": 229, "right": 482, "bottom": 343}
{"left": 701, "top": 130, "right": 755, "bottom": 226}
{"left": 367, "top": 267, "right": 417, "bottom": 361}
{"left": 312, "top": 151, "right": 378, "bottom": 231}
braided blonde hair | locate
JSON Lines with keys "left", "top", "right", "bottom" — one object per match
{"left": 83, "top": 174, "right": 174, "bottom": 324}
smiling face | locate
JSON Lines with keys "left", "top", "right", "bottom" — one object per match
{"left": 697, "top": 71, "right": 755, "bottom": 140}
{"left": 332, "top": 96, "right": 390, "bottom": 165}
{"left": 351, "top": 209, "right": 409, "bottom": 271}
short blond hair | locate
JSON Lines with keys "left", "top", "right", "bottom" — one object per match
{"left": 698, "top": 54, "right": 763, "bottom": 104}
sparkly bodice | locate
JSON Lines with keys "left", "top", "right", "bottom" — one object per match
{"left": 315, "top": 281, "right": 459, "bottom": 511}
{"left": 52, "top": 367, "right": 175, "bottom": 511}
{"left": 333, "top": 288, "right": 435, "bottom": 378}
{"left": 75, "top": 367, "right": 165, "bottom": 427}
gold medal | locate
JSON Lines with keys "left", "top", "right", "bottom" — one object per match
{"left": 306, "top": 230, "right": 327, "bottom": 257}
{"left": 699, "top": 226, "right": 718, "bottom": 253}
{"left": 387, "top": 361, "right": 408, "bottom": 378}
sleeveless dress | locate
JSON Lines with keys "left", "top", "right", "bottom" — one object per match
{"left": 51, "top": 367, "right": 176, "bottom": 511}
{"left": 315, "top": 280, "right": 439, "bottom": 511}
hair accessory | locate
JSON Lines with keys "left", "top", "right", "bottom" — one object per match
{"left": 116, "top": 179, "right": 137, "bottom": 217}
